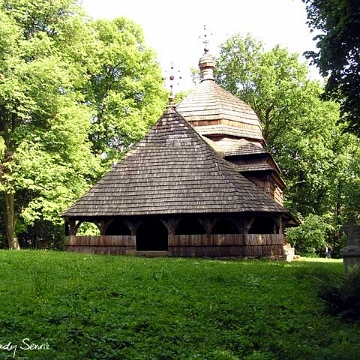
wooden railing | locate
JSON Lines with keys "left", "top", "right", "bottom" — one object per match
{"left": 168, "top": 234, "right": 285, "bottom": 257}
{"left": 64, "top": 235, "right": 136, "bottom": 255}
{"left": 63, "top": 234, "right": 287, "bottom": 258}
{"left": 169, "top": 234, "right": 284, "bottom": 246}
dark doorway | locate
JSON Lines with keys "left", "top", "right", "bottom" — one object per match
{"left": 136, "top": 219, "right": 168, "bottom": 251}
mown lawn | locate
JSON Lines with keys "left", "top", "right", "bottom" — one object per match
{"left": 0, "top": 250, "right": 358, "bottom": 359}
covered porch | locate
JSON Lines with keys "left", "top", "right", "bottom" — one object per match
{"left": 63, "top": 212, "right": 293, "bottom": 259}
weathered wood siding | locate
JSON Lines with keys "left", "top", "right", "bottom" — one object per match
{"left": 245, "top": 234, "right": 284, "bottom": 245}
{"left": 169, "top": 234, "right": 244, "bottom": 257}
{"left": 244, "top": 176, "right": 284, "bottom": 207}
{"left": 168, "top": 234, "right": 285, "bottom": 258}
{"left": 63, "top": 234, "right": 286, "bottom": 258}
{"left": 63, "top": 236, "right": 136, "bottom": 255}
{"left": 169, "top": 234, "right": 244, "bottom": 246}
{"left": 245, "top": 234, "right": 284, "bottom": 257}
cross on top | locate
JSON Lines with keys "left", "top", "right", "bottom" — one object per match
{"left": 342, "top": 218, "right": 360, "bottom": 246}
{"left": 199, "top": 25, "right": 212, "bottom": 54}
{"left": 163, "top": 62, "right": 182, "bottom": 104}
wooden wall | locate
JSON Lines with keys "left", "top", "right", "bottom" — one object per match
{"left": 63, "top": 235, "right": 136, "bottom": 255}
{"left": 245, "top": 175, "right": 284, "bottom": 206}
{"left": 63, "top": 234, "right": 286, "bottom": 258}
{"left": 168, "top": 234, "right": 285, "bottom": 258}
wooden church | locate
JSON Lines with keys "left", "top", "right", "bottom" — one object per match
{"left": 62, "top": 49, "right": 298, "bottom": 259}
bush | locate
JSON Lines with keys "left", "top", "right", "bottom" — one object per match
{"left": 320, "top": 266, "right": 360, "bottom": 322}
{"left": 286, "top": 214, "right": 333, "bottom": 256}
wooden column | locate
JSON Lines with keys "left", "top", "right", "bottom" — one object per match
{"left": 162, "top": 218, "right": 176, "bottom": 235}
{"left": 198, "top": 217, "right": 212, "bottom": 235}
{"left": 69, "top": 219, "right": 77, "bottom": 236}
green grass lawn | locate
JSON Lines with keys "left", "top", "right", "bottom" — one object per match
{"left": 0, "top": 250, "right": 358, "bottom": 359}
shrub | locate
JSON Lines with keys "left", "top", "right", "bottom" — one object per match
{"left": 286, "top": 214, "right": 333, "bottom": 256}
{"left": 320, "top": 266, "right": 360, "bottom": 322}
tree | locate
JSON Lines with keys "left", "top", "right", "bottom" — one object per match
{"left": 341, "top": 143, "right": 360, "bottom": 217}
{"left": 215, "top": 34, "right": 360, "bottom": 252}
{"left": 216, "top": 34, "right": 314, "bottom": 149}
{"left": 286, "top": 214, "right": 333, "bottom": 255}
{"left": 302, "top": 0, "right": 360, "bottom": 134}
{"left": 0, "top": 1, "right": 169, "bottom": 249}
{"left": 86, "top": 17, "right": 168, "bottom": 166}
{"left": 0, "top": 0, "right": 100, "bottom": 248}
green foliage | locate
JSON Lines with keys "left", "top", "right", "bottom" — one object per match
{"left": 174, "top": 90, "right": 192, "bottom": 104}
{"left": 286, "top": 214, "right": 333, "bottom": 255}
{"left": 0, "top": 1, "right": 167, "bottom": 247}
{"left": 215, "top": 33, "right": 360, "bottom": 251}
{"left": 0, "top": 251, "right": 358, "bottom": 359}
{"left": 0, "top": 0, "right": 102, "bottom": 247}
{"left": 16, "top": 220, "right": 64, "bottom": 249}
{"left": 341, "top": 145, "right": 360, "bottom": 217}
{"left": 215, "top": 35, "right": 341, "bottom": 214}
{"left": 76, "top": 222, "right": 101, "bottom": 236}
{"left": 320, "top": 266, "right": 360, "bottom": 322}
{"left": 303, "top": 0, "right": 360, "bottom": 134}
{"left": 215, "top": 34, "right": 310, "bottom": 147}
{"left": 86, "top": 17, "right": 167, "bottom": 166}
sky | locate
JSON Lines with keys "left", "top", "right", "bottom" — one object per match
{"left": 80, "top": 0, "right": 319, "bottom": 90}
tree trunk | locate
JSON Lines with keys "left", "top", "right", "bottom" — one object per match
{"left": 5, "top": 192, "right": 20, "bottom": 249}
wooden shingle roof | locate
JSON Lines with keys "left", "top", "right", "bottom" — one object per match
{"left": 63, "top": 108, "right": 287, "bottom": 217}
{"left": 222, "top": 143, "right": 268, "bottom": 157}
{"left": 176, "top": 80, "right": 264, "bottom": 142}
{"left": 234, "top": 163, "right": 275, "bottom": 172}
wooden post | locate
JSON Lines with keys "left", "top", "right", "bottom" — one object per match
{"left": 198, "top": 217, "right": 212, "bottom": 235}
{"left": 69, "top": 219, "right": 77, "bottom": 236}
{"left": 64, "top": 220, "right": 70, "bottom": 236}
{"left": 162, "top": 218, "right": 176, "bottom": 235}
{"left": 275, "top": 216, "right": 283, "bottom": 234}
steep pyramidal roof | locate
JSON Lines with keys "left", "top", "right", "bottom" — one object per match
{"left": 63, "top": 107, "right": 286, "bottom": 217}
{"left": 175, "top": 50, "right": 288, "bottom": 205}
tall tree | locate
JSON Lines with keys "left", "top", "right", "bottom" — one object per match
{"left": 86, "top": 18, "right": 168, "bottom": 165}
{"left": 0, "top": 0, "right": 100, "bottom": 248}
{"left": 0, "top": 1, "right": 168, "bottom": 249}
{"left": 215, "top": 34, "right": 359, "bottom": 227}
{"left": 302, "top": 0, "right": 360, "bottom": 134}
{"left": 216, "top": 35, "right": 311, "bottom": 149}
